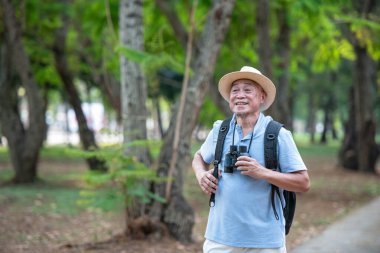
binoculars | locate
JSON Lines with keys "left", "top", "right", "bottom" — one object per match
{"left": 224, "top": 145, "right": 249, "bottom": 173}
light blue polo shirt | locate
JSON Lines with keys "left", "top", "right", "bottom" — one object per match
{"left": 200, "top": 113, "right": 307, "bottom": 248}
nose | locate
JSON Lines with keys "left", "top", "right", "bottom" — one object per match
{"left": 236, "top": 90, "right": 246, "bottom": 98}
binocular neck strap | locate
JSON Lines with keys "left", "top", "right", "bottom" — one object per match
{"left": 232, "top": 120, "right": 254, "bottom": 152}
{"left": 231, "top": 121, "right": 237, "bottom": 146}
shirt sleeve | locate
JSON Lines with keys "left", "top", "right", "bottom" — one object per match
{"left": 278, "top": 128, "right": 307, "bottom": 173}
{"left": 200, "top": 120, "right": 222, "bottom": 164}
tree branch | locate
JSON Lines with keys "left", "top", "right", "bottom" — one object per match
{"left": 155, "top": 0, "right": 188, "bottom": 49}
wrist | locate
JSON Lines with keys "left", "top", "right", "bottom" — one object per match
{"left": 195, "top": 169, "right": 206, "bottom": 182}
{"left": 262, "top": 167, "right": 274, "bottom": 181}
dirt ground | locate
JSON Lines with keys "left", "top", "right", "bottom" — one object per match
{"left": 0, "top": 154, "right": 379, "bottom": 253}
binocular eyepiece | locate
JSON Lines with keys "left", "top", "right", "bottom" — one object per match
{"left": 224, "top": 145, "right": 249, "bottom": 173}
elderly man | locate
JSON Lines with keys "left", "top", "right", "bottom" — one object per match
{"left": 192, "top": 66, "right": 310, "bottom": 253}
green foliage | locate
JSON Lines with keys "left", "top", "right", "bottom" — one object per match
{"left": 71, "top": 144, "right": 166, "bottom": 209}
{"left": 116, "top": 46, "right": 183, "bottom": 75}
{"left": 198, "top": 96, "right": 225, "bottom": 128}
{"left": 23, "top": 0, "right": 63, "bottom": 90}
{"left": 312, "top": 39, "right": 355, "bottom": 72}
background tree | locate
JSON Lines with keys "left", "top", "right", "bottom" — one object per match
{"left": 119, "top": 0, "right": 149, "bottom": 164}
{"left": 0, "top": 0, "right": 47, "bottom": 183}
{"left": 274, "top": 0, "right": 292, "bottom": 129}
{"left": 338, "top": 0, "right": 380, "bottom": 172}
{"left": 151, "top": 0, "right": 236, "bottom": 242}
{"left": 53, "top": 0, "right": 107, "bottom": 171}
{"left": 119, "top": 0, "right": 151, "bottom": 236}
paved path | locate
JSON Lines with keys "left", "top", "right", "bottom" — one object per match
{"left": 290, "top": 196, "right": 380, "bottom": 253}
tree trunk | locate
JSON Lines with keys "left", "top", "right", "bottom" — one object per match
{"left": 339, "top": 88, "right": 358, "bottom": 170}
{"left": 52, "top": 2, "right": 106, "bottom": 171}
{"left": 153, "top": 0, "right": 236, "bottom": 242}
{"left": 275, "top": 2, "right": 292, "bottom": 129}
{"left": 119, "top": 0, "right": 150, "bottom": 232}
{"left": 339, "top": 0, "right": 379, "bottom": 172}
{"left": 320, "top": 104, "right": 332, "bottom": 144}
{"left": 256, "top": 0, "right": 278, "bottom": 118}
{"left": 306, "top": 91, "right": 317, "bottom": 143}
{"left": 1, "top": 0, "right": 47, "bottom": 183}
{"left": 339, "top": 0, "right": 380, "bottom": 173}
{"left": 119, "top": 0, "right": 149, "bottom": 164}
{"left": 320, "top": 73, "right": 338, "bottom": 144}
{"left": 352, "top": 45, "right": 378, "bottom": 172}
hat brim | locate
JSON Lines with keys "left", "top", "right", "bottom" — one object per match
{"left": 218, "top": 71, "right": 276, "bottom": 111}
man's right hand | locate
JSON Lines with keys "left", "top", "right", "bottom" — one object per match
{"left": 196, "top": 169, "right": 219, "bottom": 195}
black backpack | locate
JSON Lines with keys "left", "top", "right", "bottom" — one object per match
{"left": 209, "top": 118, "right": 296, "bottom": 235}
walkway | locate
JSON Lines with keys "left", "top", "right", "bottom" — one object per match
{"left": 290, "top": 196, "right": 380, "bottom": 253}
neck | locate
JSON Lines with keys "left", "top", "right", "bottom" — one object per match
{"left": 236, "top": 112, "right": 260, "bottom": 135}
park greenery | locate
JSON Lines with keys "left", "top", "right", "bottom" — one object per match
{"left": 0, "top": 0, "right": 379, "bottom": 246}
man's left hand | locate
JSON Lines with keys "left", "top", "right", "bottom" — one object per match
{"left": 235, "top": 156, "right": 270, "bottom": 179}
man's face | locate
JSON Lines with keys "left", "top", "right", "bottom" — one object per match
{"left": 229, "top": 79, "right": 265, "bottom": 116}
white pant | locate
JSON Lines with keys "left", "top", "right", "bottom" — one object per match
{"left": 203, "top": 239, "right": 287, "bottom": 253}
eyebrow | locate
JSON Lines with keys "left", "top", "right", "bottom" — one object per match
{"left": 231, "top": 82, "right": 266, "bottom": 94}
{"left": 232, "top": 80, "right": 257, "bottom": 86}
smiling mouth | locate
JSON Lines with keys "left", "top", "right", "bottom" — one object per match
{"left": 235, "top": 102, "right": 248, "bottom": 105}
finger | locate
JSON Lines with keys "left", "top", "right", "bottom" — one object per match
{"left": 235, "top": 161, "right": 252, "bottom": 168}
{"left": 201, "top": 185, "right": 211, "bottom": 195}
{"left": 206, "top": 172, "right": 218, "bottom": 184}
{"left": 237, "top": 156, "right": 251, "bottom": 161}
{"left": 236, "top": 166, "right": 250, "bottom": 171}
{"left": 206, "top": 178, "right": 218, "bottom": 191}
{"left": 201, "top": 175, "right": 217, "bottom": 192}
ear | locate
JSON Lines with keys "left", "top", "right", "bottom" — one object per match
{"left": 261, "top": 92, "right": 266, "bottom": 103}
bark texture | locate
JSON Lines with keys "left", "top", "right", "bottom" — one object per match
{"left": 119, "top": 0, "right": 151, "bottom": 235}
{"left": 119, "top": 0, "right": 149, "bottom": 165}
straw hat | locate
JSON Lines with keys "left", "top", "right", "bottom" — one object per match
{"left": 218, "top": 66, "right": 276, "bottom": 111}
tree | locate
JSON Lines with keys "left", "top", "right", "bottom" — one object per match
{"left": 256, "top": 0, "right": 277, "bottom": 119}
{"left": 0, "top": 0, "right": 47, "bottom": 183}
{"left": 119, "top": 0, "right": 151, "bottom": 234}
{"left": 151, "top": 0, "right": 236, "bottom": 242}
{"left": 72, "top": 0, "right": 122, "bottom": 122}
{"left": 52, "top": 1, "right": 107, "bottom": 171}
{"left": 339, "top": 0, "right": 380, "bottom": 172}
{"left": 274, "top": 0, "right": 292, "bottom": 129}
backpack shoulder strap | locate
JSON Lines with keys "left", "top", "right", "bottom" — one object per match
{"left": 264, "top": 120, "right": 283, "bottom": 171}
{"left": 214, "top": 117, "right": 232, "bottom": 163}
{"left": 209, "top": 117, "right": 232, "bottom": 207}
{"left": 264, "top": 120, "right": 283, "bottom": 220}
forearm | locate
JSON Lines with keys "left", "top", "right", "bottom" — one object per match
{"left": 236, "top": 156, "right": 310, "bottom": 192}
{"left": 263, "top": 170, "right": 310, "bottom": 193}
{"left": 192, "top": 150, "right": 219, "bottom": 195}
{"left": 192, "top": 150, "right": 210, "bottom": 182}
